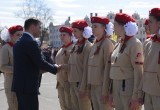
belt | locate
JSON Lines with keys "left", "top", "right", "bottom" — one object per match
{"left": 144, "top": 71, "right": 157, "bottom": 74}
{"left": 122, "top": 80, "right": 125, "bottom": 91}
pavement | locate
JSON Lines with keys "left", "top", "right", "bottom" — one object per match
{"left": 0, "top": 72, "right": 144, "bottom": 110}
{"left": 0, "top": 72, "right": 61, "bottom": 110}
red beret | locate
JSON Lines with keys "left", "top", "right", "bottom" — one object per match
{"left": 144, "top": 19, "right": 149, "bottom": 25}
{"left": 72, "top": 20, "right": 88, "bottom": 29}
{"left": 59, "top": 26, "right": 73, "bottom": 35}
{"left": 91, "top": 16, "right": 110, "bottom": 25}
{"left": 9, "top": 25, "right": 23, "bottom": 35}
{"left": 150, "top": 8, "right": 160, "bottom": 17}
{"left": 115, "top": 13, "right": 135, "bottom": 24}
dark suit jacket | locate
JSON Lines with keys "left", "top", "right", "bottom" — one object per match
{"left": 12, "top": 33, "right": 57, "bottom": 93}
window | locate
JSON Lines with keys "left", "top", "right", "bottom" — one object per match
{"left": 143, "top": 31, "right": 145, "bottom": 34}
{"left": 137, "top": 23, "right": 139, "bottom": 27}
{"left": 139, "top": 38, "right": 142, "bottom": 42}
{"left": 143, "top": 38, "right": 145, "bottom": 42}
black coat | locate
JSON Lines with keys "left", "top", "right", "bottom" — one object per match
{"left": 12, "top": 33, "right": 57, "bottom": 93}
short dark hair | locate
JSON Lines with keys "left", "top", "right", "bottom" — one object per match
{"left": 24, "top": 18, "right": 41, "bottom": 30}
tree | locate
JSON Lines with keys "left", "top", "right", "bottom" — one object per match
{"left": 15, "top": 0, "right": 53, "bottom": 46}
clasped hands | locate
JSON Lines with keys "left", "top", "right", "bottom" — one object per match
{"left": 54, "top": 64, "right": 62, "bottom": 72}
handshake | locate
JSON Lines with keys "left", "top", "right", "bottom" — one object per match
{"left": 54, "top": 64, "right": 63, "bottom": 73}
{"left": 39, "top": 64, "right": 62, "bottom": 74}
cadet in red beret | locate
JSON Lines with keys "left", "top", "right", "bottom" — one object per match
{"left": 59, "top": 26, "right": 73, "bottom": 35}
{"left": 141, "top": 8, "right": 160, "bottom": 110}
{"left": 55, "top": 26, "right": 74, "bottom": 110}
{"left": 0, "top": 25, "right": 23, "bottom": 110}
{"left": 60, "top": 20, "right": 92, "bottom": 110}
{"left": 8, "top": 25, "right": 23, "bottom": 35}
{"left": 109, "top": 13, "right": 144, "bottom": 110}
{"left": 143, "top": 18, "right": 154, "bottom": 53}
{"left": 87, "top": 16, "right": 114, "bottom": 110}
{"left": 144, "top": 19, "right": 152, "bottom": 39}
{"left": 91, "top": 16, "right": 116, "bottom": 44}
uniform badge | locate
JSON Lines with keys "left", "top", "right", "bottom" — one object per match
{"left": 136, "top": 53, "right": 142, "bottom": 59}
{"left": 135, "top": 52, "right": 143, "bottom": 65}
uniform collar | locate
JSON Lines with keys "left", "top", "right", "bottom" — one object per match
{"left": 95, "top": 36, "right": 106, "bottom": 43}
{"left": 119, "top": 35, "right": 132, "bottom": 43}
{"left": 146, "top": 34, "right": 152, "bottom": 39}
{"left": 62, "top": 42, "right": 73, "bottom": 48}
{"left": 77, "top": 38, "right": 87, "bottom": 45}
{"left": 7, "top": 42, "right": 14, "bottom": 47}
{"left": 151, "top": 35, "right": 160, "bottom": 42}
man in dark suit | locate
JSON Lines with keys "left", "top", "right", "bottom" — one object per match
{"left": 12, "top": 18, "right": 59, "bottom": 110}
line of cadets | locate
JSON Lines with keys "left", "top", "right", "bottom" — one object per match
{"left": 55, "top": 7, "right": 160, "bottom": 110}
{"left": 1, "top": 7, "right": 158, "bottom": 110}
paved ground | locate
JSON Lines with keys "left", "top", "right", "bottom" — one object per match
{"left": 0, "top": 72, "right": 144, "bottom": 110}
{"left": 0, "top": 72, "right": 61, "bottom": 110}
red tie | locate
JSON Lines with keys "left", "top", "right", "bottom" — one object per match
{"left": 7, "top": 42, "right": 14, "bottom": 47}
{"left": 151, "top": 35, "right": 160, "bottom": 42}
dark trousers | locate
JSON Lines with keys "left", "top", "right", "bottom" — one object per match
{"left": 38, "top": 74, "right": 42, "bottom": 88}
{"left": 16, "top": 92, "right": 39, "bottom": 110}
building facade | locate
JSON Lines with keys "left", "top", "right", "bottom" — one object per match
{"left": 48, "top": 22, "right": 62, "bottom": 48}
{"left": 49, "top": 11, "right": 147, "bottom": 48}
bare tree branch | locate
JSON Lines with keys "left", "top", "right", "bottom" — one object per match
{"left": 15, "top": 0, "right": 54, "bottom": 45}
{"left": 15, "top": 0, "right": 53, "bottom": 26}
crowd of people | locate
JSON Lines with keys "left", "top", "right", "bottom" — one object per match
{"left": 0, "top": 7, "right": 160, "bottom": 110}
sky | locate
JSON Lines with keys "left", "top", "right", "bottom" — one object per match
{"left": 0, "top": 0, "right": 160, "bottom": 27}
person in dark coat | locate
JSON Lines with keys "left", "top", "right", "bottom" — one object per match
{"left": 11, "top": 18, "right": 59, "bottom": 110}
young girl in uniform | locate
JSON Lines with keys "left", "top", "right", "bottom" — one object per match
{"left": 142, "top": 8, "right": 160, "bottom": 110}
{"left": 87, "top": 16, "right": 114, "bottom": 110}
{"left": 109, "top": 13, "right": 144, "bottom": 110}
{"left": 61, "top": 20, "right": 92, "bottom": 110}
{"left": 0, "top": 25, "right": 23, "bottom": 110}
{"left": 55, "top": 26, "right": 74, "bottom": 110}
